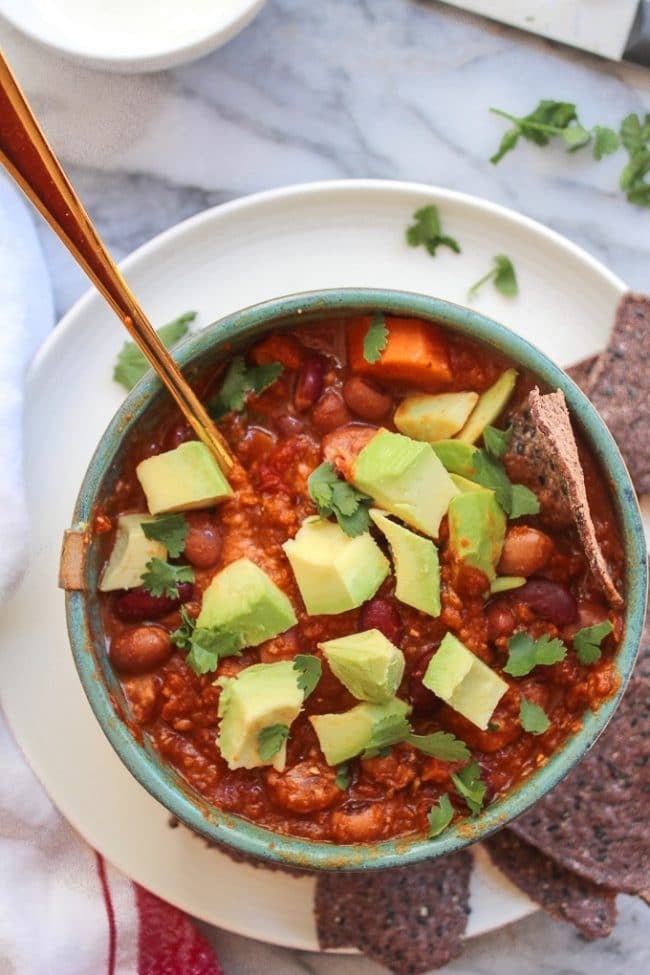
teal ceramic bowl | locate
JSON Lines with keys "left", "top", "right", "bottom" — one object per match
{"left": 65, "top": 289, "right": 647, "bottom": 871}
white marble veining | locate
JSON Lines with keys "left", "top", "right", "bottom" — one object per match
{"left": 0, "top": 1, "right": 648, "bottom": 972}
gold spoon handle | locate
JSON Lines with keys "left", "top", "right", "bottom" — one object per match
{"left": 0, "top": 51, "right": 233, "bottom": 474}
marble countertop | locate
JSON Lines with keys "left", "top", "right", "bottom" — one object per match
{"left": 1, "top": 1, "right": 648, "bottom": 972}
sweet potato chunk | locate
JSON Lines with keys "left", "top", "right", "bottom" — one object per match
{"left": 347, "top": 316, "right": 452, "bottom": 391}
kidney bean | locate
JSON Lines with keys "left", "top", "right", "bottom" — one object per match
{"left": 409, "top": 647, "right": 440, "bottom": 712}
{"left": 343, "top": 376, "right": 393, "bottom": 422}
{"left": 110, "top": 626, "right": 172, "bottom": 675}
{"left": 486, "top": 599, "right": 517, "bottom": 642}
{"left": 498, "top": 526, "right": 554, "bottom": 577}
{"left": 515, "top": 578, "right": 578, "bottom": 626}
{"left": 183, "top": 513, "right": 223, "bottom": 569}
{"left": 294, "top": 353, "right": 326, "bottom": 412}
{"left": 359, "top": 598, "right": 403, "bottom": 644}
{"left": 311, "top": 390, "right": 351, "bottom": 433}
{"left": 275, "top": 413, "right": 305, "bottom": 437}
{"left": 114, "top": 582, "right": 194, "bottom": 622}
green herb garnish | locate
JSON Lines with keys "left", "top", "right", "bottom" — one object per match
{"left": 363, "top": 313, "right": 389, "bottom": 364}
{"left": 619, "top": 113, "right": 650, "bottom": 208}
{"left": 142, "top": 514, "right": 188, "bottom": 558}
{"left": 574, "top": 620, "right": 613, "bottom": 665}
{"left": 468, "top": 256, "right": 518, "bottom": 301}
{"left": 489, "top": 101, "right": 618, "bottom": 164}
{"left": 293, "top": 654, "right": 322, "bottom": 698}
{"left": 362, "top": 713, "right": 413, "bottom": 759}
{"left": 519, "top": 697, "right": 551, "bottom": 735}
{"left": 140, "top": 558, "right": 194, "bottom": 599}
{"left": 406, "top": 731, "right": 471, "bottom": 763}
{"left": 472, "top": 450, "right": 540, "bottom": 518}
{"left": 208, "top": 356, "right": 283, "bottom": 420}
{"left": 258, "top": 724, "right": 290, "bottom": 762}
{"left": 308, "top": 462, "right": 373, "bottom": 537}
{"left": 406, "top": 205, "right": 461, "bottom": 257}
{"left": 335, "top": 763, "right": 352, "bottom": 791}
{"left": 451, "top": 761, "right": 486, "bottom": 816}
{"left": 504, "top": 631, "right": 567, "bottom": 677}
{"left": 427, "top": 794, "right": 454, "bottom": 838}
{"left": 113, "top": 311, "right": 196, "bottom": 391}
{"left": 170, "top": 606, "right": 196, "bottom": 651}
{"left": 483, "top": 424, "right": 513, "bottom": 460}
{"left": 186, "top": 626, "right": 242, "bottom": 676}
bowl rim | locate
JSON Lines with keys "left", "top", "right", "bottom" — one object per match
{"left": 66, "top": 287, "right": 648, "bottom": 871}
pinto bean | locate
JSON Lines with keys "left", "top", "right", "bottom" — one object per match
{"left": 275, "top": 413, "right": 305, "bottom": 437}
{"left": 294, "top": 353, "right": 326, "bottom": 412}
{"left": 563, "top": 600, "right": 610, "bottom": 641}
{"left": 486, "top": 599, "right": 517, "bottom": 642}
{"left": 311, "top": 391, "right": 351, "bottom": 433}
{"left": 359, "top": 598, "right": 403, "bottom": 644}
{"left": 111, "top": 626, "right": 172, "bottom": 675}
{"left": 183, "top": 513, "right": 223, "bottom": 569}
{"left": 265, "top": 761, "right": 341, "bottom": 813}
{"left": 515, "top": 578, "right": 578, "bottom": 626}
{"left": 361, "top": 749, "right": 417, "bottom": 790}
{"left": 498, "top": 526, "right": 555, "bottom": 577}
{"left": 330, "top": 801, "right": 389, "bottom": 842}
{"left": 343, "top": 376, "right": 392, "bottom": 422}
{"left": 114, "top": 582, "right": 194, "bottom": 622}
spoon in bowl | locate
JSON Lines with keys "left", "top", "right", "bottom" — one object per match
{"left": 0, "top": 50, "right": 233, "bottom": 475}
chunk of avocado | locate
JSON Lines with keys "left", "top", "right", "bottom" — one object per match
{"left": 282, "top": 517, "right": 389, "bottom": 616}
{"left": 320, "top": 629, "right": 405, "bottom": 703}
{"left": 310, "top": 697, "right": 411, "bottom": 766}
{"left": 394, "top": 392, "right": 479, "bottom": 442}
{"left": 217, "top": 661, "right": 303, "bottom": 771}
{"left": 99, "top": 513, "right": 166, "bottom": 591}
{"left": 197, "top": 557, "right": 297, "bottom": 647}
{"left": 448, "top": 491, "right": 506, "bottom": 582}
{"left": 449, "top": 473, "right": 491, "bottom": 494}
{"left": 370, "top": 509, "right": 440, "bottom": 617}
{"left": 431, "top": 440, "right": 478, "bottom": 478}
{"left": 351, "top": 430, "right": 458, "bottom": 539}
{"left": 490, "top": 575, "right": 526, "bottom": 595}
{"left": 423, "top": 633, "right": 508, "bottom": 730}
{"left": 136, "top": 441, "right": 233, "bottom": 515}
{"left": 455, "top": 369, "right": 518, "bottom": 444}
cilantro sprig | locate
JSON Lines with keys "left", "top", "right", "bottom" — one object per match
{"left": 170, "top": 608, "right": 243, "bottom": 675}
{"left": 142, "top": 514, "right": 188, "bottom": 558}
{"left": 362, "top": 713, "right": 412, "bottom": 759}
{"left": 406, "top": 205, "right": 461, "bottom": 257}
{"left": 258, "top": 724, "right": 290, "bottom": 762}
{"left": 519, "top": 697, "right": 550, "bottom": 736}
{"left": 208, "top": 356, "right": 282, "bottom": 420}
{"left": 468, "top": 256, "right": 518, "bottom": 301}
{"left": 406, "top": 731, "right": 471, "bottom": 763}
{"left": 504, "top": 631, "right": 567, "bottom": 677}
{"left": 451, "top": 761, "right": 486, "bottom": 816}
{"left": 427, "top": 794, "right": 454, "bottom": 838}
{"left": 363, "top": 313, "right": 389, "bottom": 364}
{"left": 619, "top": 112, "right": 650, "bottom": 208}
{"left": 308, "top": 462, "right": 373, "bottom": 537}
{"left": 574, "top": 621, "right": 613, "bottom": 665}
{"left": 293, "top": 654, "right": 322, "bottom": 698}
{"left": 489, "top": 101, "right": 618, "bottom": 164}
{"left": 140, "top": 558, "right": 194, "bottom": 599}
{"left": 113, "top": 311, "right": 196, "bottom": 391}
{"left": 471, "top": 449, "right": 540, "bottom": 519}
{"left": 483, "top": 424, "right": 512, "bottom": 459}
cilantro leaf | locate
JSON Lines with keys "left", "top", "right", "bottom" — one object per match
{"left": 307, "top": 462, "right": 372, "bottom": 537}
{"left": 592, "top": 126, "right": 620, "bottom": 161}
{"left": 490, "top": 101, "right": 583, "bottom": 164}
{"left": 140, "top": 558, "right": 194, "bottom": 599}
{"left": 208, "top": 356, "right": 283, "bottom": 419}
{"left": 504, "top": 631, "right": 567, "bottom": 677}
{"left": 519, "top": 697, "right": 550, "bottom": 735}
{"left": 258, "top": 724, "right": 290, "bottom": 762}
{"left": 113, "top": 311, "right": 196, "bottom": 391}
{"left": 563, "top": 124, "right": 591, "bottom": 152}
{"left": 170, "top": 606, "right": 196, "bottom": 651}
{"left": 427, "top": 793, "right": 454, "bottom": 838}
{"left": 407, "top": 731, "right": 471, "bottom": 763}
{"left": 363, "top": 313, "right": 389, "bottom": 364}
{"left": 471, "top": 450, "right": 539, "bottom": 518}
{"left": 451, "top": 761, "right": 486, "bottom": 816}
{"left": 335, "top": 763, "right": 352, "bottom": 791}
{"left": 142, "top": 514, "right": 188, "bottom": 558}
{"left": 362, "top": 713, "right": 412, "bottom": 759}
{"left": 468, "top": 256, "right": 518, "bottom": 301}
{"left": 186, "top": 626, "right": 242, "bottom": 675}
{"left": 406, "top": 205, "right": 461, "bottom": 257}
{"left": 483, "top": 424, "right": 512, "bottom": 459}
{"left": 293, "top": 654, "right": 322, "bottom": 699}
{"left": 574, "top": 620, "right": 613, "bottom": 665}
{"left": 509, "top": 484, "right": 541, "bottom": 519}
{"left": 619, "top": 113, "right": 650, "bottom": 208}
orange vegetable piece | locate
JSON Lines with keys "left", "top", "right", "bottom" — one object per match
{"left": 250, "top": 333, "right": 304, "bottom": 371}
{"left": 346, "top": 316, "right": 452, "bottom": 391}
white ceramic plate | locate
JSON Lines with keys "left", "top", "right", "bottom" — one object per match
{"left": 0, "top": 0, "right": 267, "bottom": 72}
{"left": 0, "top": 180, "right": 628, "bottom": 951}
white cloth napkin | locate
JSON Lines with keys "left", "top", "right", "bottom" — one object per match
{"left": 0, "top": 176, "right": 224, "bottom": 975}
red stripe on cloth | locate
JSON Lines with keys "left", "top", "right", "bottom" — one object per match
{"left": 135, "top": 884, "right": 224, "bottom": 975}
{"left": 95, "top": 853, "right": 117, "bottom": 975}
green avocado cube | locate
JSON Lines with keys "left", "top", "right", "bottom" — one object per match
{"left": 456, "top": 369, "right": 518, "bottom": 444}
{"left": 282, "top": 517, "right": 389, "bottom": 616}
{"left": 394, "top": 392, "right": 479, "bottom": 442}
{"left": 197, "top": 557, "right": 297, "bottom": 647}
{"left": 490, "top": 576, "right": 526, "bottom": 595}
{"left": 447, "top": 491, "right": 506, "bottom": 582}
{"left": 431, "top": 440, "right": 478, "bottom": 478}
{"left": 370, "top": 509, "right": 440, "bottom": 617}
{"left": 352, "top": 430, "right": 458, "bottom": 539}
{"left": 423, "top": 633, "right": 508, "bottom": 730}
{"left": 310, "top": 697, "right": 411, "bottom": 766}
{"left": 449, "top": 473, "right": 492, "bottom": 494}
{"left": 217, "top": 661, "right": 303, "bottom": 771}
{"left": 320, "top": 629, "right": 405, "bottom": 703}
{"left": 136, "top": 441, "right": 233, "bottom": 515}
{"left": 99, "top": 513, "right": 166, "bottom": 591}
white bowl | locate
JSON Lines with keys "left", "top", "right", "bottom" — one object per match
{"left": 0, "top": 0, "right": 267, "bottom": 72}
